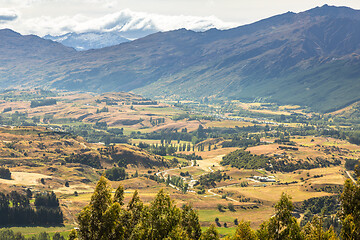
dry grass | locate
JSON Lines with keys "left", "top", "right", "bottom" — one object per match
{"left": 198, "top": 205, "right": 274, "bottom": 229}
{"left": 0, "top": 172, "right": 51, "bottom": 185}
{"left": 222, "top": 183, "right": 328, "bottom": 204}
{"left": 206, "top": 120, "right": 253, "bottom": 128}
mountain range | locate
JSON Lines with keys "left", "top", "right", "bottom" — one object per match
{"left": 1, "top": 5, "right": 360, "bottom": 112}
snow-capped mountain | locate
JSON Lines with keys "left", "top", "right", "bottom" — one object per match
{"left": 41, "top": 9, "right": 238, "bottom": 51}
{"left": 44, "top": 31, "right": 130, "bottom": 51}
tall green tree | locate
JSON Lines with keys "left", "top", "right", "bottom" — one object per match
{"left": 124, "top": 190, "right": 143, "bottom": 239}
{"left": 181, "top": 204, "right": 202, "bottom": 240}
{"left": 340, "top": 170, "right": 360, "bottom": 240}
{"left": 77, "top": 177, "right": 201, "bottom": 240}
{"left": 52, "top": 232, "right": 65, "bottom": 240}
{"left": 133, "top": 189, "right": 181, "bottom": 239}
{"left": 200, "top": 225, "right": 220, "bottom": 240}
{"left": 78, "top": 176, "right": 123, "bottom": 240}
{"left": 232, "top": 220, "right": 258, "bottom": 240}
{"left": 301, "top": 215, "right": 338, "bottom": 240}
{"left": 257, "top": 193, "right": 302, "bottom": 240}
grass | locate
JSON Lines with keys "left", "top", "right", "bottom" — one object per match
{"left": 169, "top": 167, "right": 207, "bottom": 177}
{"left": 206, "top": 120, "right": 253, "bottom": 128}
{"left": 198, "top": 209, "right": 240, "bottom": 223}
{"left": 201, "top": 226, "right": 236, "bottom": 238}
{"left": 225, "top": 181, "right": 331, "bottom": 204}
{"left": 137, "top": 106, "right": 184, "bottom": 116}
{"left": 62, "top": 192, "right": 93, "bottom": 201}
{"left": 198, "top": 205, "right": 274, "bottom": 230}
{"left": 1, "top": 225, "right": 74, "bottom": 238}
{"left": 163, "top": 155, "right": 187, "bottom": 161}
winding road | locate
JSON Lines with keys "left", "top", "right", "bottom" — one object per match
{"left": 346, "top": 171, "right": 357, "bottom": 184}
{"left": 204, "top": 166, "right": 242, "bottom": 202}
{"left": 156, "top": 160, "right": 195, "bottom": 192}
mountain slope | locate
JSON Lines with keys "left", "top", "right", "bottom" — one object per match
{"left": 1, "top": 5, "right": 360, "bottom": 112}
{"left": 0, "top": 29, "right": 75, "bottom": 62}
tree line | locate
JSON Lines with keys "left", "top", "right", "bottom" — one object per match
{"left": 30, "top": 99, "right": 57, "bottom": 108}
{"left": 0, "top": 191, "right": 63, "bottom": 226}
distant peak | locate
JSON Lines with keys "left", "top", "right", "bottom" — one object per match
{"left": 0, "top": 28, "right": 21, "bottom": 36}
{"left": 301, "top": 4, "right": 360, "bottom": 19}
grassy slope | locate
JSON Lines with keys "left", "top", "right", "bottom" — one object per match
{"left": 136, "top": 60, "right": 360, "bottom": 113}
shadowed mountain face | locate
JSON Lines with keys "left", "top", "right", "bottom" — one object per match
{"left": 1, "top": 5, "right": 360, "bottom": 112}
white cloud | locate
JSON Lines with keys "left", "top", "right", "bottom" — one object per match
{"left": 4, "top": 8, "right": 239, "bottom": 37}
{"left": 0, "top": 8, "right": 18, "bottom": 21}
{"left": 4, "top": 0, "right": 359, "bottom": 38}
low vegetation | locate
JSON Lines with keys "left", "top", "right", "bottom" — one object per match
{"left": 221, "top": 149, "right": 269, "bottom": 170}
{"left": 0, "top": 167, "right": 11, "bottom": 180}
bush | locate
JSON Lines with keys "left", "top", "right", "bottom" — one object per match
{"left": 228, "top": 203, "right": 236, "bottom": 212}
{"left": 0, "top": 167, "right": 11, "bottom": 180}
{"left": 105, "top": 167, "right": 126, "bottom": 181}
{"left": 30, "top": 99, "right": 57, "bottom": 108}
{"left": 217, "top": 204, "right": 225, "bottom": 212}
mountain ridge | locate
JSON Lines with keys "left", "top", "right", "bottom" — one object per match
{"left": 1, "top": 5, "right": 360, "bottom": 112}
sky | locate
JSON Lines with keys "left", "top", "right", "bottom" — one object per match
{"left": 1, "top": 0, "right": 360, "bottom": 36}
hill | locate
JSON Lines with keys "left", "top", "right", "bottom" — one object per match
{"left": 1, "top": 5, "right": 360, "bottom": 111}
{"left": 0, "top": 126, "right": 168, "bottom": 171}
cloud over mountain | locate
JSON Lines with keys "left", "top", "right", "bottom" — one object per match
{"left": 0, "top": 8, "right": 18, "bottom": 22}
{"left": 18, "top": 9, "right": 238, "bottom": 37}
{"left": 32, "top": 9, "right": 239, "bottom": 50}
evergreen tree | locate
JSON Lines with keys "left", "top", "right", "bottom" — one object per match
{"left": 134, "top": 189, "right": 181, "bottom": 239}
{"left": 200, "top": 225, "right": 219, "bottom": 240}
{"left": 36, "top": 232, "right": 50, "bottom": 240}
{"left": 0, "top": 229, "right": 25, "bottom": 240}
{"left": 125, "top": 190, "right": 143, "bottom": 239}
{"left": 114, "top": 184, "right": 124, "bottom": 206}
{"left": 78, "top": 176, "right": 116, "bottom": 240}
{"left": 181, "top": 205, "right": 201, "bottom": 240}
{"left": 257, "top": 193, "right": 302, "bottom": 240}
{"left": 301, "top": 215, "right": 338, "bottom": 240}
{"left": 52, "top": 232, "right": 65, "bottom": 240}
{"left": 68, "top": 229, "right": 78, "bottom": 240}
{"left": 340, "top": 169, "right": 360, "bottom": 240}
{"left": 77, "top": 177, "right": 201, "bottom": 240}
